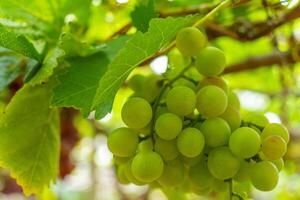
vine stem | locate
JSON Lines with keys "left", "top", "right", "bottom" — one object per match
{"left": 229, "top": 179, "right": 233, "bottom": 200}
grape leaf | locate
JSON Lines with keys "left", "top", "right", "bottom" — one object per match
{"left": 51, "top": 52, "right": 109, "bottom": 117}
{"left": 0, "top": 84, "right": 60, "bottom": 196}
{"left": 131, "top": 0, "right": 157, "bottom": 33}
{"left": 0, "top": 25, "right": 41, "bottom": 61}
{"left": 92, "top": 15, "right": 197, "bottom": 119}
{"left": 0, "top": 56, "right": 22, "bottom": 92}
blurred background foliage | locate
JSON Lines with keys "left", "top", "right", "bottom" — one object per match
{"left": 0, "top": 0, "right": 300, "bottom": 199}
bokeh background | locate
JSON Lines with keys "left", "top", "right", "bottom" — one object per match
{"left": 0, "top": 0, "right": 300, "bottom": 199}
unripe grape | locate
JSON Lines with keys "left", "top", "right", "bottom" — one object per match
{"left": 113, "top": 155, "right": 131, "bottom": 165}
{"left": 200, "top": 117, "right": 231, "bottom": 147}
{"left": 124, "top": 161, "right": 145, "bottom": 185}
{"left": 229, "top": 127, "right": 261, "bottom": 159}
{"left": 154, "top": 137, "right": 179, "bottom": 161}
{"left": 155, "top": 113, "right": 182, "bottom": 140}
{"left": 220, "top": 105, "right": 241, "bottom": 131}
{"left": 262, "top": 135, "right": 287, "bottom": 160}
{"left": 189, "top": 160, "right": 215, "bottom": 189}
{"left": 250, "top": 161, "right": 279, "bottom": 191}
{"left": 233, "top": 160, "right": 252, "bottom": 182}
{"left": 138, "top": 138, "right": 153, "bottom": 153}
{"left": 121, "top": 97, "right": 152, "bottom": 129}
{"left": 198, "top": 76, "right": 229, "bottom": 93}
{"left": 117, "top": 165, "right": 130, "bottom": 184}
{"left": 176, "top": 27, "right": 207, "bottom": 56}
{"left": 128, "top": 74, "right": 145, "bottom": 93}
{"left": 271, "top": 158, "right": 284, "bottom": 171}
{"left": 196, "top": 85, "right": 228, "bottom": 118}
{"left": 180, "top": 154, "right": 203, "bottom": 167}
{"left": 173, "top": 78, "right": 197, "bottom": 91}
{"left": 140, "top": 75, "right": 163, "bottom": 103}
{"left": 261, "top": 123, "right": 289, "bottom": 143}
{"left": 166, "top": 86, "right": 196, "bottom": 116}
{"left": 244, "top": 113, "right": 269, "bottom": 127}
{"left": 108, "top": 128, "right": 138, "bottom": 157}
{"left": 207, "top": 147, "right": 240, "bottom": 180}
{"left": 191, "top": 185, "right": 212, "bottom": 196}
{"left": 228, "top": 91, "right": 240, "bottom": 110}
{"left": 177, "top": 127, "right": 205, "bottom": 158}
{"left": 158, "top": 159, "right": 185, "bottom": 188}
{"left": 131, "top": 151, "right": 164, "bottom": 182}
{"left": 213, "top": 180, "right": 229, "bottom": 193}
{"left": 195, "top": 46, "right": 226, "bottom": 76}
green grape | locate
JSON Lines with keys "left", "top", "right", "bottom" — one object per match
{"left": 138, "top": 138, "right": 153, "bottom": 153}
{"left": 200, "top": 117, "right": 231, "bottom": 147}
{"left": 155, "top": 113, "right": 182, "bottom": 140}
{"left": 207, "top": 147, "right": 240, "bottom": 180}
{"left": 180, "top": 154, "right": 203, "bottom": 167}
{"left": 131, "top": 151, "right": 164, "bottom": 182}
{"left": 244, "top": 113, "right": 269, "bottom": 127}
{"left": 262, "top": 135, "right": 287, "bottom": 160}
{"left": 229, "top": 127, "right": 261, "bottom": 159}
{"left": 138, "top": 125, "right": 151, "bottom": 137}
{"left": 128, "top": 74, "right": 145, "bottom": 93}
{"left": 158, "top": 159, "right": 185, "bottom": 188}
{"left": 198, "top": 76, "right": 229, "bottom": 93}
{"left": 177, "top": 127, "right": 205, "bottom": 158}
{"left": 140, "top": 75, "right": 163, "bottom": 103}
{"left": 166, "top": 86, "right": 196, "bottom": 116}
{"left": 121, "top": 97, "right": 153, "bottom": 129}
{"left": 250, "top": 161, "right": 279, "bottom": 191}
{"left": 189, "top": 160, "right": 215, "bottom": 189}
{"left": 191, "top": 185, "right": 212, "bottom": 196}
{"left": 113, "top": 155, "right": 131, "bottom": 165}
{"left": 124, "top": 161, "right": 145, "bottom": 185}
{"left": 173, "top": 78, "right": 197, "bottom": 91}
{"left": 228, "top": 91, "right": 240, "bottom": 109}
{"left": 233, "top": 160, "right": 252, "bottom": 182}
{"left": 154, "top": 137, "right": 179, "bottom": 161}
{"left": 261, "top": 123, "right": 290, "bottom": 143}
{"left": 271, "top": 158, "right": 284, "bottom": 171}
{"left": 213, "top": 179, "right": 229, "bottom": 193}
{"left": 220, "top": 105, "right": 241, "bottom": 131}
{"left": 108, "top": 128, "right": 139, "bottom": 157}
{"left": 195, "top": 46, "right": 226, "bottom": 76}
{"left": 117, "top": 165, "right": 130, "bottom": 184}
{"left": 154, "top": 106, "right": 169, "bottom": 121}
{"left": 196, "top": 85, "right": 228, "bottom": 118}
{"left": 176, "top": 27, "right": 207, "bottom": 56}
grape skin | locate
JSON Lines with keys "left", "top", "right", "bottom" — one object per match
{"left": 158, "top": 159, "right": 185, "bottom": 187}
{"left": 140, "top": 75, "right": 163, "bottom": 103}
{"left": 121, "top": 97, "right": 153, "bottom": 129}
{"left": 177, "top": 127, "right": 205, "bottom": 158}
{"left": 262, "top": 135, "right": 287, "bottom": 160}
{"left": 198, "top": 76, "right": 229, "bottom": 93}
{"left": 154, "top": 137, "right": 179, "bottom": 161}
{"left": 155, "top": 113, "right": 182, "bottom": 140}
{"left": 189, "top": 160, "right": 215, "bottom": 189}
{"left": 261, "top": 123, "right": 290, "bottom": 143}
{"left": 220, "top": 105, "right": 241, "bottom": 131}
{"left": 228, "top": 91, "right": 240, "bottom": 109}
{"left": 107, "top": 128, "right": 138, "bottom": 157}
{"left": 233, "top": 160, "right": 252, "bottom": 182}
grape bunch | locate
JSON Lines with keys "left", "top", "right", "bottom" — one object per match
{"left": 107, "top": 27, "right": 289, "bottom": 198}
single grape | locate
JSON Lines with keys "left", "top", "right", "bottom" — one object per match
{"left": 195, "top": 46, "right": 226, "bottom": 76}
{"left": 117, "top": 165, "right": 130, "bottom": 184}
{"left": 271, "top": 158, "right": 284, "bottom": 171}
{"left": 177, "top": 127, "right": 205, "bottom": 158}
{"left": 173, "top": 78, "right": 197, "bottom": 91}
{"left": 250, "top": 161, "right": 279, "bottom": 191}
{"left": 140, "top": 75, "right": 163, "bottom": 103}
{"left": 262, "top": 135, "right": 287, "bottom": 160}
{"left": 124, "top": 160, "right": 145, "bottom": 185}
{"left": 261, "top": 123, "right": 289, "bottom": 143}
{"left": 128, "top": 74, "right": 145, "bottom": 93}
{"left": 198, "top": 76, "right": 229, "bottom": 93}
{"left": 154, "top": 106, "right": 169, "bottom": 121}
{"left": 189, "top": 160, "right": 215, "bottom": 189}
{"left": 200, "top": 117, "right": 231, "bottom": 147}
{"left": 121, "top": 97, "right": 152, "bottom": 129}
{"left": 155, "top": 113, "right": 182, "bottom": 140}
{"left": 229, "top": 127, "right": 261, "bottom": 159}
{"left": 213, "top": 179, "right": 229, "bottom": 193}
{"left": 131, "top": 151, "right": 164, "bottom": 182}
{"left": 113, "top": 155, "right": 131, "bottom": 165}
{"left": 176, "top": 27, "right": 207, "bottom": 56}
{"left": 166, "top": 86, "right": 196, "bottom": 116}
{"left": 207, "top": 147, "right": 240, "bottom": 180}
{"left": 228, "top": 91, "right": 240, "bottom": 110}
{"left": 138, "top": 138, "right": 153, "bottom": 153}
{"left": 158, "top": 159, "right": 185, "bottom": 188}
{"left": 233, "top": 160, "right": 252, "bottom": 182}
{"left": 220, "top": 105, "right": 241, "bottom": 131}
{"left": 107, "top": 128, "right": 138, "bottom": 157}
{"left": 154, "top": 137, "right": 179, "bottom": 161}
{"left": 196, "top": 85, "right": 228, "bottom": 118}
{"left": 244, "top": 113, "right": 269, "bottom": 127}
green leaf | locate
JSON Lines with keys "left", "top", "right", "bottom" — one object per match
{"left": 0, "top": 84, "right": 60, "bottom": 196}
{"left": 51, "top": 52, "right": 109, "bottom": 117}
{"left": 28, "top": 47, "right": 65, "bottom": 85}
{"left": 0, "top": 25, "right": 41, "bottom": 61}
{"left": 0, "top": 56, "right": 22, "bottom": 92}
{"left": 131, "top": 0, "right": 158, "bottom": 33}
{"left": 92, "top": 15, "right": 197, "bottom": 119}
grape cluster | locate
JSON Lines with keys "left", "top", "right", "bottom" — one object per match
{"left": 107, "top": 27, "right": 289, "bottom": 198}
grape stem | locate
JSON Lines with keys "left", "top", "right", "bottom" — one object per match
{"left": 229, "top": 179, "right": 233, "bottom": 200}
